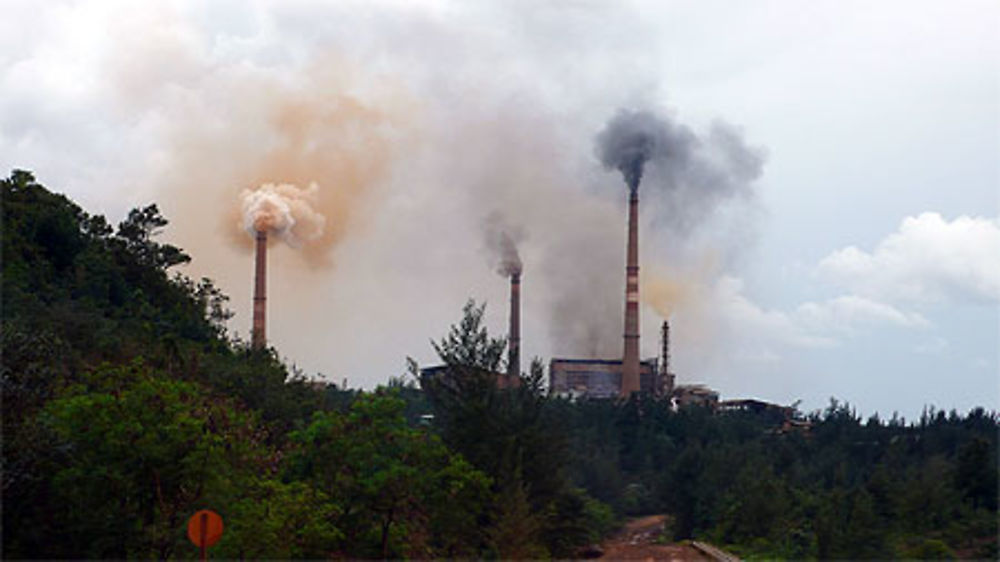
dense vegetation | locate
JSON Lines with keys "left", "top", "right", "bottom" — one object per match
{"left": 554, "top": 397, "right": 998, "bottom": 559}
{"left": 3, "top": 170, "right": 997, "bottom": 559}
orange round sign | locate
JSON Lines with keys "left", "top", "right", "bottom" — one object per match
{"left": 187, "top": 509, "right": 224, "bottom": 548}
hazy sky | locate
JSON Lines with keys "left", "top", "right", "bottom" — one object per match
{"left": 3, "top": 0, "right": 997, "bottom": 419}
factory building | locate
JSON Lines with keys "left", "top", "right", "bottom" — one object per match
{"left": 419, "top": 364, "right": 520, "bottom": 390}
{"left": 549, "top": 320, "right": 677, "bottom": 399}
{"left": 673, "top": 384, "right": 719, "bottom": 408}
{"left": 549, "top": 358, "right": 663, "bottom": 399}
{"left": 718, "top": 398, "right": 793, "bottom": 417}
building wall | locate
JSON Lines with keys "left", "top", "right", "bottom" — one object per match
{"left": 549, "top": 358, "right": 660, "bottom": 399}
{"left": 673, "top": 384, "right": 719, "bottom": 408}
{"left": 419, "top": 365, "right": 519, "bottom": 390}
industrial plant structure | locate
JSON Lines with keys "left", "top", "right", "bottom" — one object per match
{"left": 549, "top": 358, "right": 659, "bottom": 399}
{"left": 507, "top": 271, "right": 521, "bottom": 379}
{"left": 549, "top": 320, "right": 676, "bottom": 399}
{"left": 548, "top": 179, "right": 656, "bottom": 399}
{"left": 253, "top": 124, "right": 739, "bottom": 407}
{"left": 251, "top": 229, "right": 267, "bottom": 349}
{"left": 621, "top": 187, "right": 641, "bottom": 396}
{"left": 419, "top": 364, "right": 520, "bottom": 390}
{"left": 673, "top": 385, "right": 719, "bottom": 408}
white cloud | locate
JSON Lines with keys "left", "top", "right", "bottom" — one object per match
{"left": 711, "top": 278, "right": 931, "bottom": 352}
{"left": 653, "top": 275, "right": 835, "bottom": 392}
{"left": 818, "top": 213, "right": 1000, "bottom": 304}
{"left": 796, "top": 295, "right": 929, "bottom": 334}
{"left": 912, "top": 336, "right": 949, "bottom": 355}
{"left": 677, "top": 279, "right": 930, "bottom": 372}
{"left": 710, "top": 276, "right": 837, "bottom": 350}
{"left": 970, "top": 357, "right": 991, "bottom": 370}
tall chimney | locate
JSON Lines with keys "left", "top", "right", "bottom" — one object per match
{"left": 661, "top": 320, "right": 670, "bottom": 376}
{"left": 508, "top": 272, "right": 521, "bottom": 378}
{"left": 252, "top": 230, "right": 267, "bottom": 349}
{"left": 660, "top": 320, "right": 674, "bottom": 397}
{"left": 621, "top": 189, "right": 640, "bottom": 396}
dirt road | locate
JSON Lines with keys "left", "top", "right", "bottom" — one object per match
{"left": 598, "top": 515, "right": 710, "bottom": 561}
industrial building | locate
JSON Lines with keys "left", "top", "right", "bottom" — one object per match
{"left": 718, "top": 398, "right": 793, "bottom": 417}
{"left": 549, "top": 358, "right": 661, "bottom": 399}
{"left": 549, "top": 320, "right": 677, "bottom": 399}
{"left": 673, "top": 385, "right": 719, "bottom": 408}
{"left": 419, "top": 364, "right": 520, "bottom": 390}
{"left": 546, "top": 173, "right": 676, "bottom": 401}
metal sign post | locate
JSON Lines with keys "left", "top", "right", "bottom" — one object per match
{"left": 187, "top": 509, "right": 224, "bottom": 560}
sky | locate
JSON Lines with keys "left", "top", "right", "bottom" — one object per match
{"left": 2, "top": 0, "right": 997, "bottom": 420}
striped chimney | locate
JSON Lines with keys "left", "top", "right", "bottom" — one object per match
{"left": 621, "top": 189, "right": 640, "bottom": 396}
{"left": 251, "top": 230, "right": 267, "bottom": 349}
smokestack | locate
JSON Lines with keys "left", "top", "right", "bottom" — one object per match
{"left": 252, "top": 230, "right": 267, "bottom": 349}
{"left": 661, "top": 320, "right": 670, "bottom": 376}
{"left": 508, "top": 272, "right": 521, "bottom": 378}
{"left": 621, "top": 189, "right": 640, "bottom": 396}
{"left": 661, "top": 320, "right": 675, "bottom": 397}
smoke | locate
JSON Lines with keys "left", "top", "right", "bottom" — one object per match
{"left": 23, "top": 2, "right": 767, "bottom": 382}
{"left": 426, "top": 102, "right": 764, "bottom": 360}
{"left": 546, "top": 225, "right": 621, "bottom": 357}
{"left": 582, "top": 107, "right": 766, "bottom": 362}
{"left": 483, "top": 212, "right": 523, "bottom": 277}
{"left": 644, "top": 272, "right": 690, "bottom": 320}
{"left": 106, "top": 29, "right": 414, "bottom": 271}
{"left": 643, "top": 252, "right": 719, "bottom": 323}
{"left": 597, "top": 108, "right": 765, "bottom": 234}
{"left": 241, "top": 182, "right": 326, "bottom": 247}
{"left": 596, "top": 109, "right": 673, "bottom": 192}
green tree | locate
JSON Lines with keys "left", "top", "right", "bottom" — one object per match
{"left": 39, "top": 360, "right": 276, "bottom": 559}
{"left": 287, "top": 392, "right": 491, "bottom": 558}
{"left": 214, "top": 477, "right": 342, "bottom": 559}
{"left": 954, "top": 437, "right": 997, "bottom": 510}
{"left": 430, "top": 299, "right": 507, "bottom": 371}
{"left": 419, "top": 300, "right": 612, "bottom": 557}
{"left": 488, "top": 477, "right": 546, "bottom": 560}
{"left": 843, "top": 487, "right": 889, "bottom": 559}
{"left": 114, "top": 204, "right": 190, "bottom": 271}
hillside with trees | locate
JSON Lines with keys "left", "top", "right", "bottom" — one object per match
{"left": 3, "top": 170, "right": 997, "bottom": 559}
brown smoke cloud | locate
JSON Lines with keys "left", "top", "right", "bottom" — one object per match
{"left": 100, "top": 9, "right": 412, "bottom": 270}
{"left": 100, "top": 16, "right": 416, "bottom": 357}
{"left": 641, "top": 264, "right": 714, "bottom": 372}
{"left": 644, "top": 272, "right": 690, "bottom": 320}
{"left": 642, "top": 252, "right": 720, "bottom": 319}
{"left": 204, "top": 60, "right": 409, "bottom": 267}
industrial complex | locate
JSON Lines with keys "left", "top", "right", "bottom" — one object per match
{"left": 250, "top": 140, "right": 782, "bottom": 416}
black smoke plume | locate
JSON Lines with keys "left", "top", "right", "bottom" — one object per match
{"left": 597, "top": 107, "right": 765, "bottom": 233}
{"left": 596, "top": 109, "right": 672, "bottom": 192}
{"left": 483, "top": 211, "right": 523, "bottom": 277}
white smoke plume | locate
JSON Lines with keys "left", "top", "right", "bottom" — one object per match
{"left": 241, "top": 182, "right": 326, "bottom": 248}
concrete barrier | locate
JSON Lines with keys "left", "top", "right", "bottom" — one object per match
{"left": 691, "top": 540, "right": 741, "bottom": 562}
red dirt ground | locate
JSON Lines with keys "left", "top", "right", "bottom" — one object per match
{"left": 599, "top": 515, "right": 711, "bottom": 561}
